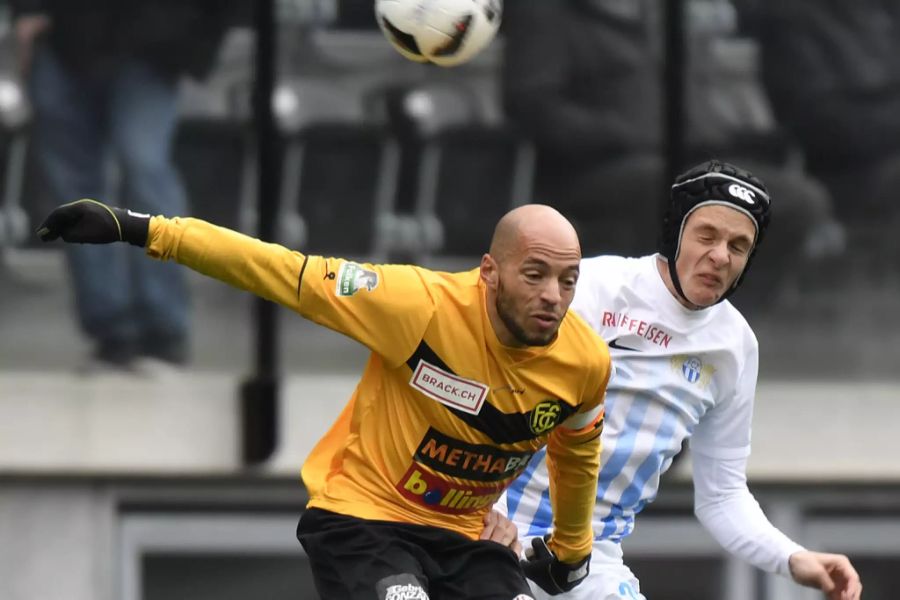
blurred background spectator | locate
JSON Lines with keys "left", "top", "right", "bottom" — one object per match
{"left": 11, "top": 0, "right": 241, "bottom": 371}
{"left": 502, "top": 0, "right": 845, "bottom": 305}
{"left": 740, "top": 0, "right": 900, "bottom": 266}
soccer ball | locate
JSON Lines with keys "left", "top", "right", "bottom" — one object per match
{"left": 375, "top": 0, "right": 503, "bottom": 67}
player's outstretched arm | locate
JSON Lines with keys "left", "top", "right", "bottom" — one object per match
{"left": 37, "top": 199, "right": 149, "bottom": 246}
{"left": 789, "top": 550, "right": 862, "bottom": 600}
{"left": 38, "top": 199, "right": 310, "bottom": 312}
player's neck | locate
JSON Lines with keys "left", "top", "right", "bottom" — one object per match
{"left": 655, "top": 256, "right": 704, "bottom": 311}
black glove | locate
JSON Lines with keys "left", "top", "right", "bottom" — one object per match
{"left": 37, "top": 199, "right": 150, "bottom": 247}
{"left": 520, "top": 536, "right": 590, "bottom": 595}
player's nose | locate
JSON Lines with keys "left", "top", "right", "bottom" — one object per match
{"left": 539, "top": 280, "right": 562, "bottom": 306}
{"left": 708, "top": 240, "right": 730, "bottom": 266}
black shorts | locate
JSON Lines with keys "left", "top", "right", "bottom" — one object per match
{"left": 297, "top": 508, "right": 534, "bottom": 600}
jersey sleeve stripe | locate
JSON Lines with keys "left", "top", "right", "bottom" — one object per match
{"left": 297, "top": 255, "right": 309, "bottom": 300}
{"left": 560, "top": 405, "right": 604, "bottom": 432}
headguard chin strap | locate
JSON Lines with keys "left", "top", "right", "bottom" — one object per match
{"left": 658, "top": 160, "right": 772, "bottom": 306}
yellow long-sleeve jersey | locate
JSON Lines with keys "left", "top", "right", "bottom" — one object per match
{"left": 146, "top": 216, "right": 611, "bottom": 562}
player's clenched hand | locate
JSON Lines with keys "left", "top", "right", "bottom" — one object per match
{"left": 480, "top": 510, "right": 522, "bottom": 556}
{"left": 37, "top": 199, "right": 150, "bottom": 246}
{"left": 520, "top": 536, "right": 590, "bottom": 595}
{"left": 789, "top": 550, "right": 862, "bottom": 600}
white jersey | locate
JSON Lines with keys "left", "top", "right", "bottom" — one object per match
{"left": 506, "top": 254, "right": 758, "bottom": 543}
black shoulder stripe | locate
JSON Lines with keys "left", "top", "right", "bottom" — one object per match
{"left": 405, "top": 341, "right": 577, "bottom": 444}
{"left": 405, "top": 338, "right": 448, "bottom": 373}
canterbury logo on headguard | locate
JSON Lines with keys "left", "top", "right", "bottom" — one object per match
{"left": 728, "top": 183, "right": 756, "bottom": 204}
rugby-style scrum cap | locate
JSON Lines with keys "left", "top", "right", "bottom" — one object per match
{"left": 658, "top": 159, "right": 771, "bottom": 305}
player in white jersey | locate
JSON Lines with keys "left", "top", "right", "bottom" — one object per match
{"left": 511, "top": 160, "right": 862, "bottom": 599}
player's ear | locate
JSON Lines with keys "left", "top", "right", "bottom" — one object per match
{"left": 480, "top": 253, "right": 499, "bottom": 290}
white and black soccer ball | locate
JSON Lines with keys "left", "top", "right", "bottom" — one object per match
{"left": 375, "top": 0, "right": 503, "bottom": 67}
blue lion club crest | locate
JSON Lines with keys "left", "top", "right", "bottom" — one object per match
{"left": 682, "top": 356, "right": 702, "bottom": 383}
{"left": 669, "top": 354, "right": 715, "bottom": 388}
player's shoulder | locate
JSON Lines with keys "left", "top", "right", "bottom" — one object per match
{"left": 558, "top": 308, "right": 611, "bottom": 366}
{"left": 367, "top": 264, "right": 479, "bottom": 311}
{"left": 578, "top": 254, "right": 651, "bottom": 287}
{"left": 417, "top": 267, "right": 501, "bottom": 319}
{"left": 579, "top": 254, "right": 644, "bottom": 276}
{"left": 714, "top": 299, "right": 759, "bottom": 351}
{"left": 410, "top": 265, "right": 479, "bottom": 293}
{"left": 558, "top": 312, "right": 612, "bottom": 397}
{"left": 574, "top": 254, "right": 653, "bottom": 308}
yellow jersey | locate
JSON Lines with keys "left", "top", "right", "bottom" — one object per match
{"left": 147, "top": 216, "right": 611, "bottom": 562}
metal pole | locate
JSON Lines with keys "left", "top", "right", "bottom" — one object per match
{"left": 663, "top": 0, "right": 686, "bottom": 200}
{"left": 241, "top": 0, "right": 281, "bottom": 465}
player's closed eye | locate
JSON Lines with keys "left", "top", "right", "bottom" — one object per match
{"left": 729, "top": 242, "right": 750, "bottom": 255}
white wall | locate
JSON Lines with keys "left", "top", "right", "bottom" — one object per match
{"left": 2, "top": 372, "right": 899, "bottom": 480}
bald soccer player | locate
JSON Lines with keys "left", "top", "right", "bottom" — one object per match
{"left": 38, "top": 200, "right": 612, "bottom": 600}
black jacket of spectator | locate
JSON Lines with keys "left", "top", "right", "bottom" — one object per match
{"left": 502, "top": 0, "right": 663, "bottom": 172}
{"left": 11, "top": 0, "right": 245, "bottom": 80}
{"left": 746, "top": 0, "right": 900, "bottom": 170}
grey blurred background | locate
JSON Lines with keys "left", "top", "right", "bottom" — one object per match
{"left": 1, "top": 1, "right": 899, "bottom": 599}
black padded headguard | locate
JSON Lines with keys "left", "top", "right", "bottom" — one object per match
{"left": 658, "top": 160, "right": 771, "bottom": 305}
